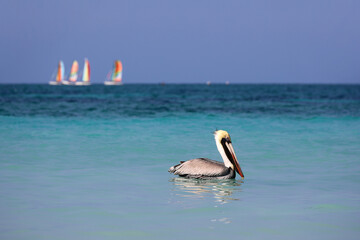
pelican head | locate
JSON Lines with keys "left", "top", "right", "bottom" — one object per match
{"left": 214, "top": 130, "right": 244, "bottom": 179}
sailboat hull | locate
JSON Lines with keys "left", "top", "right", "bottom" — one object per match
{"left": 75, "top": 82, "right": 91, "bottom": 86}
{"left": 104, "top": 81, "right": 123, "bottom": 86}
{"left": 49, "top": 81, "right": 62, "bottom": 85}
{"left": 61, "top": 80, "right": 90, "bottom": 86}
{"left": 61, "top": 80, "right": 74, "bottom": 85}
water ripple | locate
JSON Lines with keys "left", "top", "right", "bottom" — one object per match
{"left": 169, "top": 177, "right": 243, "bottom": 204}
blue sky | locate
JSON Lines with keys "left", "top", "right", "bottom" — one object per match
{"left": 0, "top": 0, "right": 359, "bottom": 84}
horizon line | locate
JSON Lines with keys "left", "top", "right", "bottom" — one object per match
{"left": 1, "top": 82, "right": 359, "bottom": 85}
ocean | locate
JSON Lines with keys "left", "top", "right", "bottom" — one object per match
{"left": 0, "top": 84, "right": 359, "bottom": 239}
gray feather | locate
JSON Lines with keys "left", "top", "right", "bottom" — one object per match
{"left": 168, "top": 158, "right": 235, "bottom": 179}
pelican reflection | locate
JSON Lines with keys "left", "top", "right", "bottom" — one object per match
{"left": 169, "top": 177, "right": 243, "bottom": 204}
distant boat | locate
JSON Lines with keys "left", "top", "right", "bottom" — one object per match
{"left": 49, "top": 61, "right": 65, "bottom": 85}
{"left": 206, "top": 81, "right": 211, "bottom": 85}
{"left": 75, "top": 58, "right": 91, "bottom": 86}
{"left": 104, "top": 60, "right": 123, "bottom": 85}
{"left": 62, "top": 60, "right": 79, "bottom": 85}
{"left": 225, "top": 81, "right": 230, "bottom": 85}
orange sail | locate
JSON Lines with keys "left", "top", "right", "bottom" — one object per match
{"left": 56, "top": 61, "right": 65, "bottom": 82}
{"left": 69, "top": 60, "right": 79, "bottom": 82}
{"left": 112, "top": 60, "right": 123, "bottom": 82}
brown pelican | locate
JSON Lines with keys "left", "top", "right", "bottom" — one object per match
{"left": 169, "top": 130, "right": 244, "bottom": 180}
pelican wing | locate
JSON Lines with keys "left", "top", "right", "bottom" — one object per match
{"left": 169, "top": 158, "right": 231, "bottom": 178}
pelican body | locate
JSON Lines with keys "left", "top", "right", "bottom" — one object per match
{"left": 169, "top": 130, "right": 244, "bottom": 180}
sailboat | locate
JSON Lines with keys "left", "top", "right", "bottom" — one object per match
{"left": 104, "top": 60, "right": 123, "bottom": 85}
{"left": 75, "top": 58, "right": 91, "bottom": 86}
{"left": 62, "top": 60, "right": 79, "bottom": 85}
{"left": 49, "top": 61, "right": 65, "bottom": 85}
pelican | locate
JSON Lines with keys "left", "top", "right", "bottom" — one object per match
{"left": 169, "top": 130, "right": 244, "bottom": 180}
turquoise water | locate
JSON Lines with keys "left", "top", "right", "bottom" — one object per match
{"left": 0, "top": 84, "right": 360, "bottom": 239}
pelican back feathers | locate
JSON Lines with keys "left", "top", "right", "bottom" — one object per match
{"left": 168, "top": 158, "right": 235, "bottom": 179}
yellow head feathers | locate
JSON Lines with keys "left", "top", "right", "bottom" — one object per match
{"left": 214, "top": 130, "right": 231, "bottom": 142}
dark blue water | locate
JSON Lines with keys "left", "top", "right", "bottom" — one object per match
{"left": 1, "top": 84, "right": 359, "bottom": 118}
{"left": 1, "top": 84, "right": 360, "bottom": 240}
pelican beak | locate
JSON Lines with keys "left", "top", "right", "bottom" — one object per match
{"left": 224, "top": 141, "right": 244, "bottom": 179}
